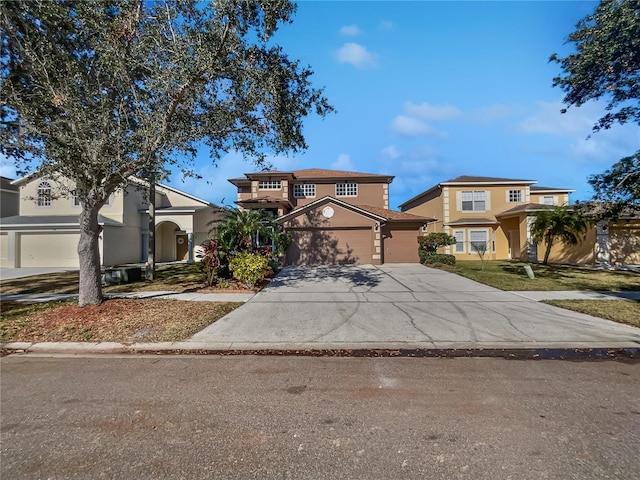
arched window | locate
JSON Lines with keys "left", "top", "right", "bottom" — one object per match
{"left": 37, "top": 181, "right": 53, "bottom": 207}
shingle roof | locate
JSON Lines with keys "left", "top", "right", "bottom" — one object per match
{"left": 530, "top": 185, "right": 574, "bottom": 192}
{"left": 358, "top": 205, "right": 433, "bottom": 221}
{"left": 442, "top": 175, "right": 536, "bottom": 184}
{"left": 236, "top": 195, "right": 292, "bottom": 205}
{"left": 445, "top": 217, "right": 499, "bottom": 226}
{"left": 292, "top": 169, "right": 393, "bottom": 180}
{"left": 495, "top": 203, "right": 556, "bottom": 217}
{"left": 1, "top": 176, "right": 18, "bottom": 191}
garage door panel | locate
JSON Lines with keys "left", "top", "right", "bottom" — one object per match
{"left": 20, "top": 233, "right": 80, "bottom": 267}
{"left": 383, "top": 228, "right": 420, "bottom": 263}
{"left": 286, "top": 228, "right": 372, "bottom": 265}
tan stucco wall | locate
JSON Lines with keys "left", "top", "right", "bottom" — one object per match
{"left": 544, "top": 227, "right": 597, "bottom": 264}
{"left": 529, "top": 193, "right": 569, "bottom": 206}
{"left": 609, "top": 222, "right": 640, "bottom": 265}
{"left": 102, "top": 226, "right": 143, "bottom": 266}
{"left": 402, "top": 188, "right": 443, "bottom": 224}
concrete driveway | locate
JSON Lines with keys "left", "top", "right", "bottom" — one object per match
{"left": 190, "top": 264, "right": 640, "bottom": 350}
{"left": 0, "top": 267, "right": 78, "bottom": 281}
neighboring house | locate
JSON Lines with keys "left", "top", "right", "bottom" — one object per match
{"left": 0, "top": 175, "right": 220, "bottom": 268}
{"left": 399, "top": 175, "right": 640, "bottom": 266}
{"left": 399, "top": 175, "right": 575, "bottom": 262}
{"left": 1, "top": 176, "right": 19, "bottom": 218}
{"left": 229, "top": 168, "right": 433, "bottom": 265}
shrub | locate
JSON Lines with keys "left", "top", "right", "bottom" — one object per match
{"left": 228, "top": 252, "right": 269, "bottom": 288}
{"left": 419, "top": 252, "right": 456, "bottom": 266}
{"left": 418, "top": 233, "right": 457, "bottom": 253}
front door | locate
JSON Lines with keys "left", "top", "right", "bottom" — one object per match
{"left": 508, "top": 230, "right": 520, "bottom": 260}
{"left": 176, "top": 234, "right": 188, "bottom": 260}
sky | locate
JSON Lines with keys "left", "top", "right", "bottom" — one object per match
{"left": 2, "top": 1, "right": 638, "bottom": 210}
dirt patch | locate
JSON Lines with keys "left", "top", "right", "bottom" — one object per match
{"left": 0, "top": 299, "right": 242, "bottom": 343}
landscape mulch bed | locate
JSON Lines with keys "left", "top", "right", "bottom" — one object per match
{"left": 0, "top": 299, "right": 242, "bottom": 343}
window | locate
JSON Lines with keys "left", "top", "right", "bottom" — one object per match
{"left": 469, "top": 230, "right": 488, "bottom": 252}
{"left": 454, "top": 230, "right": 465, "bottom": 253}
{"left": 543, "top": 196, "right": 554, "bottom": 205}
{"left": 72, "top": 192, "right": 111, "bottom": 207}
{"left": 461, "top": 190, "right": 485, "bottom": 211}
{"left": 36, "top": 181, "right": 53, "bottom": 207}
{"left": 336, "top": 182, "right": 357, "bottom": 197}
{"left": 293, "top": 183, "right": 316, "bottom": 198}
{"left": 508, "top": 190, "right": 522, "bottom": 202}
{"left": 258, "top": 180, "right": 281, "bottom": 190}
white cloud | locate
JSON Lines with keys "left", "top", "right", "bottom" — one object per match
{"left": 470, "top": 104, "right": 516, "bottom": 124}
{"left": 389, "top": 115, "right": 439, "bottom": 137}
{"left": 330, "top": 153, "right": 356, "bottom": 171}
{"left": 380, "top": 145, "right": 402, "bottom": 160}
{"left": 518, "top": 100, "right": 596, "bottom": 136}
{"left": 403, "top": 102, "right": 462, "bottom": 121}
{"left": 339, "top": 24, "right": 361, "bottom": 36}
{"left": 379, "top": 20, "right": 394, "bottom": 31}
{"left": 335, "top": 43, "right": 376, "bottom": 69}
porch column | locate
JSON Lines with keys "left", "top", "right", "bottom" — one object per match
{"left": 188, "top": 232, "right": 194, "bottom": 263}
{"left": 8, "top": 231, "right": 16, "bottom": 267}
{"left": 526, "top": 215, "right": 538, "bottom": 262}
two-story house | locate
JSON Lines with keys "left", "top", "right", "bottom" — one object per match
{"left": 0, "top": 175, "right": 220, "bottom": 268}
{"left": 228, "top": 168, "right": 433, "bottom": 265}
{"left": 399, "top": 175, "right": 576, "bottom": 262}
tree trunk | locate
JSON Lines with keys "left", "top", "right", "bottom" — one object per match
{"left": 543, "top": 238, "right": 553, "bottom": 265}
{"left": 78, "top": 205, "right": 103, "bottom": 306}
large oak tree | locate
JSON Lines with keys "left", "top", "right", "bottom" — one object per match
{"left": 550, "top": 0, "right": 639, "bottom": 213}
{"left": 1, "top": 0, "right": 332, "bottom": 305}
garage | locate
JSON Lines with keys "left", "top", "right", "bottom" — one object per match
{"left": 285, "top": 227, "right": 373, "bottom": 265}
{"left": 19, "top": 232, "right": 80, "bottom": 267}
{"left": 382, "top": 224, "right": 422, "bottom": 263}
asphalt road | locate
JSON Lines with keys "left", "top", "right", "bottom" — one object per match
{"left": 2, "top": 355, "right": 639, "bottom": 479}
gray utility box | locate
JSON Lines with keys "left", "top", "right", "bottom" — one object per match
{"left": 103, "top": 267, "right": 142, "bottom": 286}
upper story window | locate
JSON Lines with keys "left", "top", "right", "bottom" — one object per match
{"left": 461, "top": 190, "right": 485, "bottom": 211}
{"left": 293, "top": 183, "right": 316, "bottom": 198}
{"left": 543, "top": 196, "right": 555, "bottom": 205}
{"left": 336, "top": 182, "right": 358, "bottom": 197}
{"left": 72, "top": 193, "right": 112, "bottom": 208}
{"left": 36, "top": 181, "right": 53, "bottom": 207}
{"left": 508, "top": 190, "right": 522, "bottom": 202}
{"left": 258, "top": 180, "right": 281, "bottom": 190}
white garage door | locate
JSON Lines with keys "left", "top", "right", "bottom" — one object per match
{"left": 20, "top": 233, "right": 80, "bottom": 268}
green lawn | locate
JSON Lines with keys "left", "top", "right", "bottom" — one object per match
{"left": 543, "top": 299, "right": 640, "bottom": 328}
{"left": 448, "top": 260, "right": 640, "bottom": 292}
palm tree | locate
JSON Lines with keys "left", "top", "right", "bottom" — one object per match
{"left": 530, "top": 206, "right": 592, "bottom": 265}
{"left": 215, "top": 208, "right": 276, "bottom": 252}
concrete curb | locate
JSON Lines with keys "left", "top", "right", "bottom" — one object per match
{"left": 3, "top": 341, "right": 639, "bottom": 360}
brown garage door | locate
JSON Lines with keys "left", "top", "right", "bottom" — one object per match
{"left": 383, "top": 227, "right": 420, "bottom": 263}
{"left": 285, "top": 228, "right": 373, "bottom": 265}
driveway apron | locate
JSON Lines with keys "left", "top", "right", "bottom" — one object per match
{"left": 189, "top": 264, "right": 640, "bottom": 349}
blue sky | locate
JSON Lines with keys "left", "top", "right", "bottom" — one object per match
{"left": 2, "top": 1, "right": 637, "bottom": 210}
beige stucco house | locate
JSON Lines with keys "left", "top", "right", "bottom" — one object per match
{"left": 400, "top": 175, "right": 639, "bottom": 266}
{"left": 0, "top": 175, "right": 220, "bottom": 268}
{"left": 229, "top": 168, "right": 434, "bottom": 265}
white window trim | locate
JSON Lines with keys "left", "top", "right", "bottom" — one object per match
{"left": 454, "top": 230, "right": 465, "bottom": 253}
{"left": 258, "top": 180, "right": 282, "bottom": 190}
{"left": 293, "top": 183, "right": 316, "bottom": 198}
{"left": 542, "top": 195, "right": 555, "bottom": 205}
{"left": 336, "top": 182, "right": 358, "bottom": 197}
{"left": 507, "top": 189, "right": 523, "bottom": 203}
{"left": 469, "top": 229, "right": 489, "bottom": 254}
{"left": 36, "top": 180, "right": 54, "bottom": 208}
{"left": 460, "top": 190, "right": 487, "bottom": 212}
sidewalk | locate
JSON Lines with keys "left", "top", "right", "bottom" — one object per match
{"left": 0, "top": 291, "right": 255, "bottom": 303}
{"left": 3, "top": 289, "right": 638, "bottom": 303}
